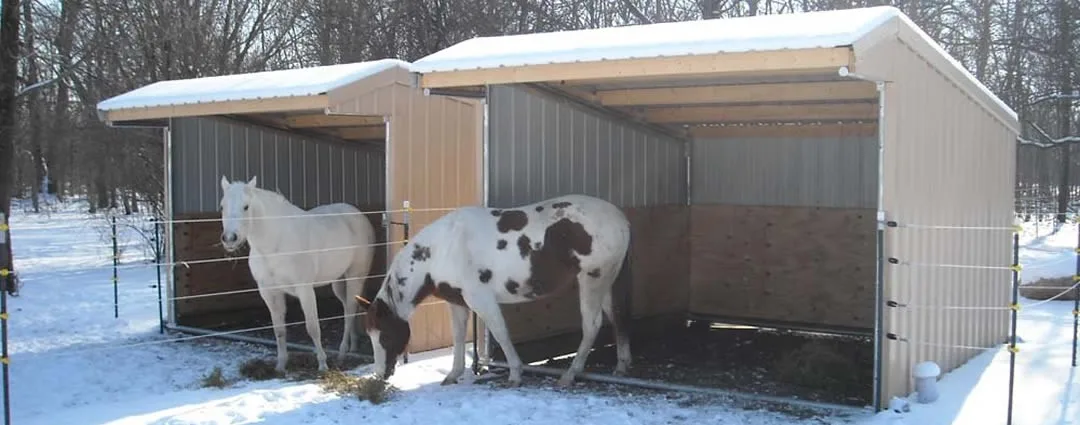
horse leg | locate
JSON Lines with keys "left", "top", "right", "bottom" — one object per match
{"left": 258, "top": 288, "right": 290, "bottom": 372}
{"left": 442, "top": 303, "right": 472, "bottom": 385}
{"left": 330, "top": 279, "right": 352, "bottom": 361}
{"left": 344, "top": 259, "right": 371, "bottom": 353}
{"left": 296, "top": 287, "right": 329, "bottom": 371}
{"left": 557, "top": 283, "right": 607, "bottom": 388}
{"left": 337, "top": 278, "right": 362, "bottom": 365}
{"left": 601, "top": 289, "right": 631, "bottom": 375}
{"left": 468, "top": 295, "right": 523, "bottom": 386}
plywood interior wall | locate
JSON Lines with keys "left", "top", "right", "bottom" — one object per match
{"left": 173, "top": 210, "right": 387, "bottom": 328}
{"left": 329, "top": 68, "right": 484, "bottom": 353}
{"left": 689, "top": 205, "right": 876, "bottom": 331}
{"left": 688, "top": 123, "right": 879, "bottom": 332}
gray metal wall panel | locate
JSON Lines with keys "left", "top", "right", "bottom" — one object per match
{"left": 488, "top": 85, "right": 687, "bottom": 208}
{"left": 170, "top": 116, "right": 385, "bottom": 214}
{"left": 691, "top": 136, "right": 878, "bottom": 208}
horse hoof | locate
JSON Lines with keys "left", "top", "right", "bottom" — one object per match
{"left": 506, "top": 379, "right": 522, "bottom": 388}
{"left": 556, "top": 376, "right": 575, "bottom": 388}
{"left": 440, "top": 376, "right": 458, "bottom": 386}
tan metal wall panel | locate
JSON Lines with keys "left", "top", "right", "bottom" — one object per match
{"left": 858, "top": 38, "right": 1016, "bottom": 406}
{"left": 333, "top": 81, "right": 484, "bottom": 353}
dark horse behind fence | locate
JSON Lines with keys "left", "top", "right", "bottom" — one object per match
{"left": 356, "top": 193, "right": 632, "bottom": 387}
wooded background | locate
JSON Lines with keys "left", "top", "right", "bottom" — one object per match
{"left": 0, "top": 0, "right": 1076, "bottom": 243}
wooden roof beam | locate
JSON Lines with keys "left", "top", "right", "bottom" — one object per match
{"left": 418, "top": 47, "right": 854, "bottom": 89}
{"left": 284, "top": 114, "right": 385, "bottom": 128}
{"left": 641, "top": 102, "right": 878, "bottom": 124}
{"left": 596, "top": 81, "right": 878, "bottom": 106}
{"left": 336, "top": 125, "right": 386, "bottom": 141}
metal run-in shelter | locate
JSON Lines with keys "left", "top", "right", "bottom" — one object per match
{"left": 409, "top": 6, "right": 1019, "bottom": 408}
{"left": 96, "top": 58, "right": 483, "bottom": 354}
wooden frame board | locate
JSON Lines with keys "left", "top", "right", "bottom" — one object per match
{"left": 418, "top": 47, "right": 854, "bottom": 89}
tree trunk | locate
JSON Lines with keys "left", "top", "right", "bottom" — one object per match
{"left": 23, "top": 0, "right": 42, "bottom": 212}
{"left": 50, "top": 0, "right": 83, "bottom": 202}
{"left": 1055, "top": 0, "right": 1076, "bottom": 223}
{"left": 0, "top": 0, "right": 21, "bottom": 293}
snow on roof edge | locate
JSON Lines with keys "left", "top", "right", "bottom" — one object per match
{"left": 97, "top": 58, "right": 412, "bottom": 114}
{"left": 410, "top": 7, "right": 901, "bottom": 73}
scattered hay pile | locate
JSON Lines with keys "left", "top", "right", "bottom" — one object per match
{"left": 1020, "top": 276, "right": 1078, "bottom": 301}
{"left": 320, "top": 370, "right": 398, "bottom": 404}
{"left": 238, "top": 351, "right": 370, "bottom": 382}
{"left": 200, "top": 366, "right": 230, "bottom": 388}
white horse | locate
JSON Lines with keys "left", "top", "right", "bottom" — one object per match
{"left": 219, "top": 176, "right": 377, "bottom": 372}
{"left": 355, "top": 194, "right": 632, "bottom": 387}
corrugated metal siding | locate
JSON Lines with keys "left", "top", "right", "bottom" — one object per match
{"left": 860, "top": 37, "right": 1016, "bottom": 405}
{"left": 170, "top": 116, "right": 385, "bottom": 214}
{"left": 487, "top": 84, "right": 687, "bottom": 208}
{"left": 692, "top": 136, "right": 878, "bottom": 208}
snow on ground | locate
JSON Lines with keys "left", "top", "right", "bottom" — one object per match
{"left": 4, "top": 200, "right": 1079, "bottom": 425}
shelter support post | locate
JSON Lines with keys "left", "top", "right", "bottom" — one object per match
{"left": 1007, "top": 231, "right": 1020, "bottom": 425}
{"left": 871, "top": 77, "right": 887, "bottom": 413}
{"left": 0, "top": 212, "right": 11, "bottom": 425}
{"left": 873, "top": 213, "right": 885, "bottom": 412}
{"left": 399, "top": 201, "right": 411, "bottom": 364}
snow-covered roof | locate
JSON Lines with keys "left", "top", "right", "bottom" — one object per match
{"left": 411, "top": 6, "right": 1017, "bottom": 127}
{"left": 411, "top": 7, "right": 898, "bottom": 73}
{"left": 97, "top": 58, "right": 411, "bottom": 112}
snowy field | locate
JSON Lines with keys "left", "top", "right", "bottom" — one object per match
{"left": 3, "top": 198, "right": 1078, "bottom": 425}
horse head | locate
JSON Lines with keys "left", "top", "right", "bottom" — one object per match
{"left": 356, "top": 293, "right": 411, "bottom": 379}
{"left": 219, "top": 175, "right": 258, "bottom": 253}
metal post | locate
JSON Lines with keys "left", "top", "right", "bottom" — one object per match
{"left": 872, "top": 215, "right": 886, "bottom": 411}
{"left": 471, "top": 312, "right": 480, "bottom": 374}
{"left": 1007, "top": 231, "right": 1020, "bottom": 425}
{"left": 402, "top": 201, "right": 410, "bottom": 365}
{"left": 111, "top": 215, "right": 119, "bottom": 319}
{"left": 0, "top": 212, "right": 12, "bottom": 425}
{"left": 154, "top": 218, "right": 164, "bottom": 334}
{"left": 1073, "top": 219, "right": 1079, "bottom": 367}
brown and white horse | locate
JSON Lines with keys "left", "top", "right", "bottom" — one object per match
{"left": 356, "top": 194, "right": 632, "bottom": 387}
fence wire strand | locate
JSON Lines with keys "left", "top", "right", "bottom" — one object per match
{"left": 152, "top": 206, "right": 460, "bottom": 226}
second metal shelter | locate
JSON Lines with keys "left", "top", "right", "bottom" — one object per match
{"left": 410, "top": 6, "right": 1019, "bottom": 408}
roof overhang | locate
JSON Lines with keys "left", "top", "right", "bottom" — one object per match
{"left": 417, "top": 46, "right": 855, "bottom": 89}
{"left": 97, "top": 94, "right": 330, "bottom": 124}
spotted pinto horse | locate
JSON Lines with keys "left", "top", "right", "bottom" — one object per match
{"left": 355, "top": 194, "right": 632, "bottom": 387}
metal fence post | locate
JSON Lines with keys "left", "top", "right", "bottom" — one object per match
{"left": 1006, "top": 231, "right": 1020, "bottom": 425}
{"left": 1073, "top": 219, "right": 1079, "bottom": 367}
{"left": 153, "top": 218, "right": 164, "bottom": 334}
{"left": 111, "top": 215, "right": 119, "bottom": 319}
{"left": 0, "top": 212, "right": 12, "bottom": 425}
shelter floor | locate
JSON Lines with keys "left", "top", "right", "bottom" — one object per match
{"left": 538, "top": 322, "right": 874, "bottom": 407}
